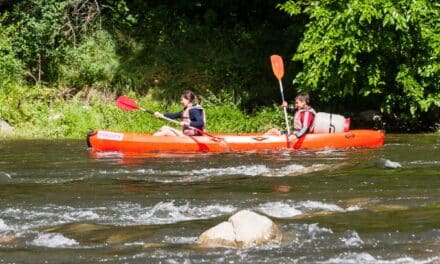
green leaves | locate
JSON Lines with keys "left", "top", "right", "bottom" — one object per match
{"left": 0, "top": 13, "right": 24, "bottom": 86}
{"left": 58, "top": 30, "right": 119, "bottom": 89}
{"left": 279, "top": 0, "right": 440, "bottom": 119}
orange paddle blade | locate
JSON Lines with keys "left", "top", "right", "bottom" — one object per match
{"left": 270, "top": 54, "right": 284, "bottom": 80}
{"left": 116, "top": 96, "right": 139, "bottom": 111}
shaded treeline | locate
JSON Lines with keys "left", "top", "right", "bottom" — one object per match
{"left": 113, "top": 0, "right": 304, "bottom": 109}
{"left": 0, "top": 0, "right": 439, "bottom": 132}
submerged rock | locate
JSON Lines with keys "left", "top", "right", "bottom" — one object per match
{"left": 291, "top": 210, "right": 337, "bottom": 220}
{"left": 197, "top": 210, "right": 282, "bottom": 249}
{"left": 43, "top": 222, "right": 154, "bottom": 244}
{"left": 0, "top": 233, "right": 15, "bottom": 244}
{"left": 341, "top": 197, "right": 376, "bottom": 209}
{"left": 342, "top": 197, "right": 408, "bottom": 213}
{"left": 0, "top": 229, "right": 15, "bottom": 244}
{"left": 369, "top": 204, "right": 408, "bottom": 212}
{"left": 43, "top": 223, "right": 107, "bottom": 234}
{"left": 143, "top": 242, "right": 168, "bottom": 248}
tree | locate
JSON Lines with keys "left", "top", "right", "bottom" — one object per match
{"left": 0, "top": 13, "right": 24, "bottom": 86}
{"left": 279, "top": 0, "right": 440, "bottom": 120}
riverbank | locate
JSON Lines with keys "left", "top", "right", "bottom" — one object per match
{"left": 0, "top": 85, "right": 284, "bottom": 139}
{"left": 1, "top": 85, "right": 438, "bottom": 139}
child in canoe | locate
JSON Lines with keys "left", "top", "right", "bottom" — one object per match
{"left": 153, "top": 90, "right": 205, "bottom": 136}
{"left": 266, "top": 93, "right": 316, "bottom": 138}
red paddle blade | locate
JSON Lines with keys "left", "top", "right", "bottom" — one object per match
{"left": 116, "top": 96, "right": 139, "bottom": 111}
{"left": 270, "top": 54, "right": 284, "bottom": 80}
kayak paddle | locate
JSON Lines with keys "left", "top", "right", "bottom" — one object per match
{"left": 116, "top": 95, "right": 154, "bottom": 113}
{"left": 270, "top": 54, "right": 291, "bottom": 135}
{"left": 116, "top": 96, "right": 222, "bottom": 140}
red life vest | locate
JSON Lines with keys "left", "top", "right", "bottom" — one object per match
{"left": 293, "top": 107, "right": 316, "bottom": 133}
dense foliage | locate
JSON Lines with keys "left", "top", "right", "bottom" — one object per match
{"left": 0, "top": 86, "right": 285, "bottom": 138}
{"left": 0, "top": 0, "right": 439, "bottom": 136}
{"left": 279, "top": 0, "right": 440, "bottom": 129}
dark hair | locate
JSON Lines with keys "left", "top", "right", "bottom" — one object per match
{"left": 295, "top": 93, "right": 310, "bottom": 104}
{"left": 181, "top": 90, "right": 196, "bottom": 103}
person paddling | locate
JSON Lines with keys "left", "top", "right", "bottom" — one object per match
{"left": 266, "top": 93, "right": 316, "bottom": 138}
{"left": 153, "top": 90, "right": 205, "bottom": 136}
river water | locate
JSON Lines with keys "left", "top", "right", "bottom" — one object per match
{"left": 0, "top": 134, "right": 439, "bottom": 263}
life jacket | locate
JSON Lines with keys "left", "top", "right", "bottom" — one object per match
{"left": 293, "top": 107, "right": 317, "bottom": 133}
{"left": 182, "top": 105, "right": 206, "bottom": 135}
{"left": 191, "top": 105, "right": 206, "bottom": 130}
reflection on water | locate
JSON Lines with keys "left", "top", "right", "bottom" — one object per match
{"left": 0, "top": 134, "right": 439, "bottom": 263}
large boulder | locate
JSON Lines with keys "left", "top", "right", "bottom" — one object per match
{"left": 0, "top": 120, "right": 13, "bottom": 135}
{"left": 197, "top": 221, "right": 236, "bottom": 248}
{"left": 197, "top": 210, "right": 282, "bottom": 248}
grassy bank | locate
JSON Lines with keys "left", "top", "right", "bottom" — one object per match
{"left": 0, "top": 85, "right": 285, "bottom": 139}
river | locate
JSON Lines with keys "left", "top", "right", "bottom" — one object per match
{"left": 0, "top": 134, "right": 439, "bottom": 263}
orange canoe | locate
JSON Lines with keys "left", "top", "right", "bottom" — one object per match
{"left": 87, "top": 129, "right": 385, "bottom": 153}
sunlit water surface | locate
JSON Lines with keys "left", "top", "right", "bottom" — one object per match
{"left": 0, "top": 134, "right": 439, "bottom": 263}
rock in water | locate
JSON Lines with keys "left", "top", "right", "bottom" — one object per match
{"left": 197, "top": 221, "right": 237, "bottom": 248}
{"left": 376, "top": 158, "right": 402, "bottom": 169}
{"left": 0, "top": 120, "right": 13, "bottom": 135}
{"left": 384, "top": 159, "right": 402, "bottom": 169}
{"left": 197, "top": 210, "right": 282, "bottom": 248}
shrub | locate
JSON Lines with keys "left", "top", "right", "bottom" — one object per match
{"left": 58, "top": 30, "right": 119, "bottom": 89}
{"left": 0, "top": 14, "right": 24, "bottom": 87}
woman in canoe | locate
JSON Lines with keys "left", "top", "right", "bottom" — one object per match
{"left": 266, "top": 93, "right": 316, "bottom": 138}
{"left": 153, "top": 90, "right": 205, "bottom": 136}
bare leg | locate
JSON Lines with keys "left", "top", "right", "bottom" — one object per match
{"left": 264, "top": 128, "right": 282, "bottom": 136}
{"left": 153, "top": 126, "right": 183, "bottom": 136}
{"left": 183, "top": 129, "right": 196, "bottom": 136}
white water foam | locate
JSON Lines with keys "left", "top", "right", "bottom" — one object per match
{"left": 30, "top": 233, "right": 79, "bottom": 248}
{"left": 314, "top": 149, "right": 347, "bottom": 158}
{"left": 299, "top": 201, "right": 345, "bottom": 212}
{"left": 0, "top": 219, "right": 10, "bottom": 230}
{"left": 341, "top": 230, "right": 363, "bottom": 247}
{"left": 99, "top": 168, "right": 155, "bottom": 175}
{"left": 129, "top": 201, "right": 236, "bottom": 225}
{"left": 256, "top": 200, "right": 350, "bottom": 219}
{"left": 2, "top": 199, "right": 351, "bottom": 230}
{"left": 2, "top": 206, "right": 100, "bottom": 230}
{"left": 163, "top": 236, "right": 197, "bottom": 244}
{"left": 346, "top": 205, "right": 362, "bottom": 211}
{"left": 100, "top": 165, "right": 271, "bottom": 179}
{"left": 317, "top": 252, "right": 439, "bottom": 264}
{"left": 307, "top": 223, "right": 334, "bottom": 238}
{"left": 269, "top": 164, "right": 306, "bottom": 177}
{"left": 2, "top": 201, "right": 236, "bottom": 229}
{"left": 408, "top": 160, "right": 440, "bottom": 166}
{"left": 0, "top": 171, "right": 12, "bottom": 179}
{"left": 193, "top": 165, "right": 271, "bottom": 176}
{"left": 257, "top": 202, "right": 303, "bottom": 218}
{"left": 100, "top": 163, "right": 340, "bottom": 180}
{"left": 93, "top": 151, "right": 124, "bottom": 159}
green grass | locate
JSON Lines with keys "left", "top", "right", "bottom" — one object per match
{"left": 0, "top": 85, "right": 285, "bottom": 139}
